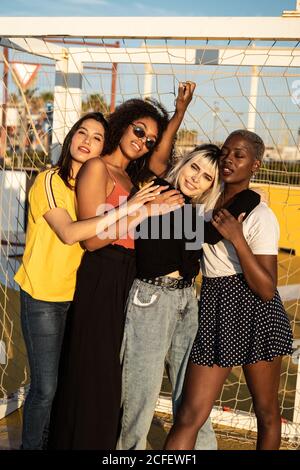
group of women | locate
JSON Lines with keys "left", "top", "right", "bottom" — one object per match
{"left": 15, "top": 81, "right": 293, "bottom": 451}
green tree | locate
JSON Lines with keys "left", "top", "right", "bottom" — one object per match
{"left": 40, "top": 91, "right": 54, "bottom": 103}
{"left": 8, "top": 92, "right": 19, "bottom": 105}
{"left": 82, "top": 93, "right": 109, "bottom": 115}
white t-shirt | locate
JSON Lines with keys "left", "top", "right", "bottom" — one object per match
{"left": 200, "top": 202, "right": 280, "bottom": 278}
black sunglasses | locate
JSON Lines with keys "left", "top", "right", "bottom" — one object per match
{"left": 130, "top": 124, "right": 157, "bottom": 150}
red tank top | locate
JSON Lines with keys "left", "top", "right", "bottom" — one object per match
{"left": 105, "top": 166, "right": 135, "bottom": 250}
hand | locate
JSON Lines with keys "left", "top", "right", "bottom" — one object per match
{"left": 146, "top": 189, "right": 185, "bottom": 216}
{"left": 211, "top": 208, "right": 245, "bottom": 244}
{"left": 127, "top": 181, "right": 168, "bottom": 215}
{"left": 175, "top": 81, "right": 196, "bottom": 116}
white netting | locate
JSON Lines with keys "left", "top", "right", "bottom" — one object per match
{"left": 0, "top": 34, "right": 299, "bottom": 446}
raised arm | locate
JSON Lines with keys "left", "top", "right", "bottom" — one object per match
{"left": 149, "top": 81, "right": 196, "bottom": 177}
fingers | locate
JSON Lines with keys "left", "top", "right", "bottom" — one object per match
{"left": 177, "top": 81, "right": 196, "bottom": 99}
{"left": 160, "top": 189, "right": 181, "bottom": 198}
{"left": 178, "top": 82, "right": 185, "bottom": 98}
{"left": 213, "top": 211, "right": 225, "bottom": 224}
{"left": 185, "top": 80, "right": 196, "bottom": 94}
{"left": 191, "top": 82, "right": 196, "bottom": 93}
{"left": 213, "top": 208, "right": 245, "bottom": 225}
{"left": 237, "top": 212, "right": 246, "bottom": 223}
{"left": 143, "top": 180, "right": 155, "bottom": 187}
{"left": 212, "top": 210, "right": 227, "bottom": 226}
{"left": 179, "top": 81, "right": 196, "bottom": 96}
{"left": 211, "top": 218, "right": 219, "bottom": 228}
{"left": 137, "top": 179, "right": 155, "bottom": 190}
{"left": 213, "top": 208, "right": 232, "bottom": 223}
{"left": 137, "top": 188, "right": 184, "bottom": 208}
{"left": 136, "top": 180, "right": 155, "bottom": 193}
{"left": 142, "top": 184, "right": 169, "bottom": 193}
{"left": 163, "top": 193, "right": 185, "bottom": 206}
{"left": 142, "top": 195, "right": 158, "bottom": 203}
{"left": 136, "top": 184, "right": 162, "bottom": 197}
{"left": 219, "top": 208, "right": 231, "bottom": 216}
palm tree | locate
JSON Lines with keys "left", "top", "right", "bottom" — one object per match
{"left": 40, "top": 91, "right": 54, "bottom": 103}
{"left": 82, "top": 93, "right": 109, "bottom": 115}
{"left": 8, "top": 92, "right": 20, "bottom": 106}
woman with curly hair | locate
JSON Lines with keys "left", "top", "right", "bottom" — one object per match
{"left": 48, "top": 84, "right": 195, "bottom": 450}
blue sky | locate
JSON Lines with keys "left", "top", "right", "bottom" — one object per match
{"left": 0, "top": 0, "right": 296, "bottom": 17}
{"left": 1, "top": 0, "right": 299, "bottom": 146}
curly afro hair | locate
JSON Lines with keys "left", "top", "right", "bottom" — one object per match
{"left": 102, "top": 98, "right": 170, "bottom": 184}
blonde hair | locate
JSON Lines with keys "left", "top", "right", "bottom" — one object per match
{"left": 166, "top": 144, "right": 221, "bottom": 211}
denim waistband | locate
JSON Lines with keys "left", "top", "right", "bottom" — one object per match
{"left": 138, "top": 276, "right": 193, "bottom": 289}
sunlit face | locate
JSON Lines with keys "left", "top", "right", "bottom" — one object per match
{"left": 70, "top": 118, "right": 105, "bottom": 164}
{"left": 219, "top": 135, "right": 260, "bottom": 184}
{"left": 178, "top": 155, "right": 215, "bottom": 198}
{"left": 119, "top": 117, "right": 158, "bottom": 161}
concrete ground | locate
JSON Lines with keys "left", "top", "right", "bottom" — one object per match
{"left": 0, "top": 408, "right": 256, "bottom": 451}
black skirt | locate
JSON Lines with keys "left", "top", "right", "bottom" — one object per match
{"left": 48, "top": 245, "right": 136, "bottom": 449}
{"left": 190, "top": 273, "right": 293, "bottom": 368}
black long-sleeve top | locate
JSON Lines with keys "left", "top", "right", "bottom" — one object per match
{"left": 134, "top": 178, "right": 260, "bottom": 282}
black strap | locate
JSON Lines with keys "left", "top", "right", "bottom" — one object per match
{"left": 204, "top": 189, "right": 261, "bottom": 245}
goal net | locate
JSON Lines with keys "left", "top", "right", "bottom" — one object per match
{"left": 0, "top": 16, "right": 299, "bottom": 447}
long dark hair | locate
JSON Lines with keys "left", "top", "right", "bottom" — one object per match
{"left": 56, "top": 112, "right": 108, "bottom": 189}
{"left": 102, "top": 98, "right": 170, "bottom": 185}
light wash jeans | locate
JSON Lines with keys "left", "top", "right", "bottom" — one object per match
{"left": 117, "top": 278, "right": 217, "bottom": 450}
{"left": 20, "top": 289, "right": 70, "bottom": 450}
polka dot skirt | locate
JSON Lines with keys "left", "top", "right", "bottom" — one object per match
{"left": 190, "top": 274, "right": 293, "bottom": 367}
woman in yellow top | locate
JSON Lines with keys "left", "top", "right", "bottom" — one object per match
{"left": 15, "top": 83, "right": 195, "bottom": 450}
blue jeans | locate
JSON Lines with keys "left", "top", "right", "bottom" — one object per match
{"left": 20, "top": 289, "right": 70, "bottom": 450}
{"left": 117, "top": 279, "right": 217, "bottom": 450}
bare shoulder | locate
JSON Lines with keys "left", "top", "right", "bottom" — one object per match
{"left": 77, "top": 157, "right": 109, "bottom": 183}
{"left": 76, "top": 158, "right": 108, "bottom": 210}
{"left": 80, "top": 157, "right": 107, "bottom": 174}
